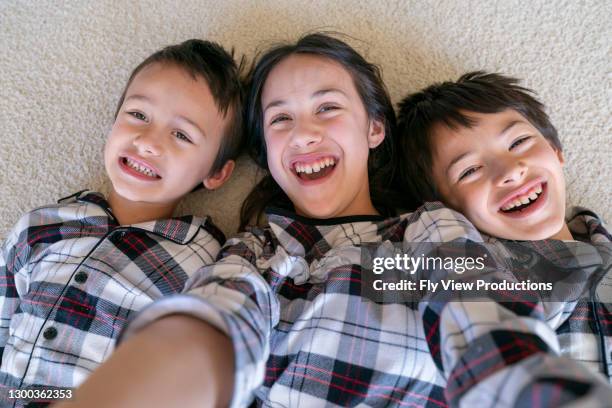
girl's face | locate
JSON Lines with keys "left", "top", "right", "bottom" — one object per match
{"left": 261, "top": 54, "right": 385, "bottom": 218}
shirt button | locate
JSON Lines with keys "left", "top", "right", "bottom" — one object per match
{"left": 74, "top": 271, "right": 88, "bottom": 284}
{"left": 43, "top": 326, "right": 58, "bottom": 340}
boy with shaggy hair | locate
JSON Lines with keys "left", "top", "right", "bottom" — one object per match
{"left": 0, "top": 38, "right": 243, "bottom": 407}
{"left": 398, "top": 71, "right": 611, "bottom": 393}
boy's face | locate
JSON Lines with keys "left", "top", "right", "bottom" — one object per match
{"left": 430, "top": 109, "right": 567, "bottom": 240}
{"left": 104, "top": 63, "right": 232, "bottom": 207}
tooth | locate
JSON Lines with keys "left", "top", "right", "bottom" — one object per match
{"left": 305, "top": 165, "right": 313, "bottom": 174}
{"left": 325, "top": 158, "right": 330, "bottom": 167}
{"left": 535, "top": 185, "right": 542, "bottom": 194}
{"left": 514, "top": 200, "right": 522, "bottom": 207}
{"left": 127, "top": 158, "right": 156, "bottom": 177}
{"left": 330, "top": 158, "right": 335, "bottom": 166}
{"left": 313, "top": 163, "right": 320, "bottom": 172}
{"left": 529, "top": 193, "right": 538, "bottom": 200}
{"left": 520, "top": 197, "right": 530, "bottom": 205}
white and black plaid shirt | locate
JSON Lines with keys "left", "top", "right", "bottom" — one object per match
{"left": 0, "top": 191, "right": 225, "bottom": 407}
{"left": 123, "top": 202, "right": 612, "bottom": 407}
{"left": 417, "top": 205, "right": 612, "bottom": 407}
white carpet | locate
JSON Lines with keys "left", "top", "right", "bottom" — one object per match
{"left": 1, "top": 0, "right": 610, "bottom": 238}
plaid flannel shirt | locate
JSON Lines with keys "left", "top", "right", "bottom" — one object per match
{"left": 123, "top": 203, "right": 612, "bottom": 407}
{"left": 0, "top": 191, "right": 224, "bottom": 407}
{"left": 415, "top": 204, "right": 612, "bottom": 407}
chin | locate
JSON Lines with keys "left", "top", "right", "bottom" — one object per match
{"left": 298, "top": 203, "right": 341, "bottom": 219}
{"left": 112, "top": 185, "right": 146, "bottom": 203}
{"left": 499, "top": 224, "right": 563, "bottom": 241}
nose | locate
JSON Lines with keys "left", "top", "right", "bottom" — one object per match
{"left": 495, "top": 158, "right": 527, "bottom": 186}
{"left": 289, "top": 119, "right": 323, "bottom": 149}
{"left": 132, "top": 128, "right": 163, "bottom": 156}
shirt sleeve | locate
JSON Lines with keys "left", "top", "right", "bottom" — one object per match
{"left": 119, "top": 231, "right": 278, "bottom": 408}
{"left": 0, "top": 216, "right": 31, "bottom": 359}
{"left": 407, "top": 202, "right": 612, "bottom": 407}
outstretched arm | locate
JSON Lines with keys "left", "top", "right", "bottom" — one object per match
{"left": 54, "top": 314, "right": 233, "bottom": 408}
{"left": 56, "top": 232, "right": 276, "bottom": 407}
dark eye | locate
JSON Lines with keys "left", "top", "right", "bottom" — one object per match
{"left": 128, "top": 111, "right": 147, "bottom": 121}
{"left": 318, "top": 104, "right": 339, "bottom": 113}
{"left": 270, "top": 114, "right": 291, "bottom": 125}
{"left": 510, "top": 136, "right": 531, "bottom": 150}
{"left": 173, "top": 130, "right": 192, "bottom": 143}
{"left": 458, "top": 166, "right": 481, "bottom": 181}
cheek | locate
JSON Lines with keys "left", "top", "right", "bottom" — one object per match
{"left": 265, "top": 137, "right": 284, "bottom": 173}
{"left": 454, "top": 184, "right": 488, "bottom": 216}
{"left": 267, "top": 158, "right": 284, "bottom": 186}
{"left": 104, "top": 123, "right": 126, "bottom": 153}
{"left": 103, "top": 133, "right": 118, "bottom": 163}
{"left": 343, "top": 134, "right": 371, "bottom": 171}
{"left": 185, "top": 147, "right": 215, "bottom": 178}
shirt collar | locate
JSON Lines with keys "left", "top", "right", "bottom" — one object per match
{"left": 264, "top": 207, "right": 406, "bottom": 261}
{"left": 567, "top": 207, "right": 611, "bottom": 243}
{"left": 75, "top": 190, "right": 223, "bottom": 245}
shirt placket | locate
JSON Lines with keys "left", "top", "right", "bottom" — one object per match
{"left": 21, "top": 229, "right": 128, "bottom": 388}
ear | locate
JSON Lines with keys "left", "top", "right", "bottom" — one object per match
{"left": 367, "top": 119, "right": 385, "bottom": 148}
{"left": 202, "top": 160, "right": 235, "bottom": 190}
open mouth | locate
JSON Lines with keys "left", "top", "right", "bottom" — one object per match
{"left": 292, "top": 157, "right": 337, "bottom": 182}
{"left": 499, "top": 182, "right": 546, "bottom": 215}
{"left": 119, "top": 157, "right": 161, "bottom": 180}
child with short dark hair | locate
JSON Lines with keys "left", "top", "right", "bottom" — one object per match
{"left": 0, "top": 38, "right": 243, "bottom": 407}
{"left": 397, "top": 71, "right": 612, "bottom": 382}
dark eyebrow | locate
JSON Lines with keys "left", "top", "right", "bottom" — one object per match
{"left": 312, "top": 88, "right": 347, "bottom": 98}
{"left": 446, "top": 151, "right": 473, "bottom": 178}
{"left": 498, "top": 120, "right": 523, "bottom": 137}
{"left": 124, "top": 94, "right": 151, "bottom": 103}
{"left": 125, "top": 94, "right": 206, "bottom": 138}
{"left": 263, "top": 88, "right": 347, "bottom": 113}
{"left": 177, "top": 115, "right": 206, "bottom": 139}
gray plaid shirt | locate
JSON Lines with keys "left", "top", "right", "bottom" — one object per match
{"left": 123, "top": 203, "right": 612, "bottom": 407}
{"left": 0, "top": 191, "right": 224, "bottom": 407}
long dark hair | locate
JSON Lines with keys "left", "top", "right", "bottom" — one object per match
{"left": 240, "top": 33, "right": 412, "bottom": 230}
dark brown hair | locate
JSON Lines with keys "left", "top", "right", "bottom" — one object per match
{"left": 115, "top": 39, "right": 245, "bottom": 180}
{"left": 397, "top": 71, "right": 561, "bottom": 203}
{"left": 240, "top": 33, "right": 414, "bottom": 230}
